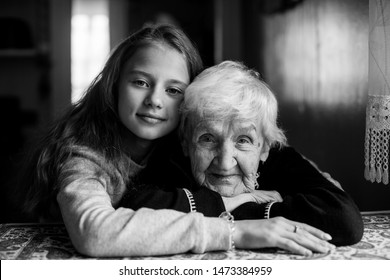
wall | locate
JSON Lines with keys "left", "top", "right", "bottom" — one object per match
{"left": 125, "top": 0, "right": 215, "bottom": 67}
{"left": 256, "top": 0, "right": 390, "bottom": 211}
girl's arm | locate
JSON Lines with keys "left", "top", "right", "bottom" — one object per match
{"left": 58, "top": 181, "right": 335, "bottom": 257}
{"left": 119, "top": 184, "right": 226, "bottom": 216}
{"left": 57, "top": 157, "right": 230, "bottom": 257}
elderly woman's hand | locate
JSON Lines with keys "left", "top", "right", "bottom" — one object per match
{"left": 249, "top": 190, "right": 283, "bottom": 204}
{"left": 234, "top": 217, "right": 336, "bottom": 256}
{"left": 222, "top": 190, "right": 283, "bottom": 212}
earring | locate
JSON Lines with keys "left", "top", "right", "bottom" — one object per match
{"left": 254, "top": 172, "right": 260, "bottom": 189}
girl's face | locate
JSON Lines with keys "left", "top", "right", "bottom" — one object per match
{"left": 118, "top": 43, "right": 190, "bottom": 142}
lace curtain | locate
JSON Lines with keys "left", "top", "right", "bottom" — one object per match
{"left": 365, "top": 0, "right": 390, "bottom": 184}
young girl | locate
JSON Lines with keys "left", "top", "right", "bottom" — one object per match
{"left": 13, "top": 24, "right": 334, "bottom": 257}
{"left": 14, "top": 24, "right": 201, "bottom": 221}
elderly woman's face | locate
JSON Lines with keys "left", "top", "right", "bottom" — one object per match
{"left": 184, "top": 117, "right": 268, "bottom": 197}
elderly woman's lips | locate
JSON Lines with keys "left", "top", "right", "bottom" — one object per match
{"left": 209, "top": 174, "right": 238, "bottom": 183}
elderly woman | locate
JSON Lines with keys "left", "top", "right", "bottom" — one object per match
{"left": 122, "top": 61, "right": 363, "bottom": 253}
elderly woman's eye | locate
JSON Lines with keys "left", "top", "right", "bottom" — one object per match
{"left": 237, "top": 136, "right": 252, "bottom": 144}
{"left": 199, "top": 134, "right": 214, "bottom": 143}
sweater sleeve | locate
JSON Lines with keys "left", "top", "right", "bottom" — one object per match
{"left": 119, "top": 147, "right": 226, "bottom": 217}
{"left": 119, "top": 185, "right": 226, "bottom": 217}
{"left": 56, "top": 156, "right": 230, "bottom": 257}
{"left": 253, "top": 147, "right": 364, "bottom": 246}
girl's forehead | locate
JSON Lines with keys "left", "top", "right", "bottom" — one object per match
{"left": 130, "top": 42, "right": 183, "bottom": 63}
{"left": 121, "top": 43, "right": 190, "bottom": 83}
{"left": 126, "top": 43, "right": 178, "bottom": 65}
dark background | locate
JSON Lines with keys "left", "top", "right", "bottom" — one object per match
{"left": 0, "top": 0, "right": 388, "bottom": 222}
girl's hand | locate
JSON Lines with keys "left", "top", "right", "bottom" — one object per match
{"left": 222, "top": 193, "right": 256, "bottom": 212}
{"left": 222, "top": 190, "right": 283, "bottom": 212}
{"left": 234, "top": 217, "right": 336, "bottom": 256}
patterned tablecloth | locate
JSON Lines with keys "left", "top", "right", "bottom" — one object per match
{"left": 1, "top": 213, "right": 389, "bottom": 260}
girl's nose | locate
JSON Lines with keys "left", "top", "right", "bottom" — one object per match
{"left": 214, "top": 144, "right": 237, "bottom": 171}
{"left": 144, "top": 87, "right": 163, "bottom": 109}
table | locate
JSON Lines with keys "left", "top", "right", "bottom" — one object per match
{"left": 1, "top": 212, "right": 389, "bottom": 260}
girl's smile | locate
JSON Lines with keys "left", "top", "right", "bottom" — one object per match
{"left": 118, "top": 43, "right": 190, "bottom": 143}
{"left": 136, "top": 112, "right": 167, "bottom": 124}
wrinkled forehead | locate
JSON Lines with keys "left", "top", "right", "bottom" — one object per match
{"left": 188, "top": 114, "right": 261, "bottom": 136}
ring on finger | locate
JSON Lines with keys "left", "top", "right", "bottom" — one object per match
{"left": 294, "top": 225, "right": 300, "bottom": 233}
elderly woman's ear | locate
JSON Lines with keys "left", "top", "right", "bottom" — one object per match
{"left": 260, "top": 143, "right": 270, "bottom": 163}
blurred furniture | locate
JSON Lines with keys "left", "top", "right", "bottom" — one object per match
{"left": 1, "top": 212, "right": 389, "bottom": 260}
{"left": 0, "top": 97, "right": 37, "bottom": 223}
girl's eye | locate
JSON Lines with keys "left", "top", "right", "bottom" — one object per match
{"left": 237, "top": 136, "right": 252, "bottom": 145}
{"left": 166, "top": 88, "right": 183, "bottom": 96}
{"left": 133, "top": 80, "right": 149, "bottom": 87}
{"left": 198, "top": 134, "right": 215, "bottom": 143}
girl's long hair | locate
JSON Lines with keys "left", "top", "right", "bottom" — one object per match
{"left": 11, "top": 24, "right": 203, "bottom": 221}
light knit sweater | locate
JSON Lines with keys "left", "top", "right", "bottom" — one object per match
{"left": 55, "top": 146, "right": 230, "bottom": 257}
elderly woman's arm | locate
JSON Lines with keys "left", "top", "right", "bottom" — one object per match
{"left": 120, "top": 141, "right": 362, "bottom": 246}
{"left": 233, "top": 146, "right": 364, "bottom": 246}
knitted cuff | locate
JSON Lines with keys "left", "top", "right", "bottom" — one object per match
{"left": 264, "top": 201, "right": 276, "bottom": 219}
{"left": 183, "top": 188, "right": 197, "bottom": 212}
